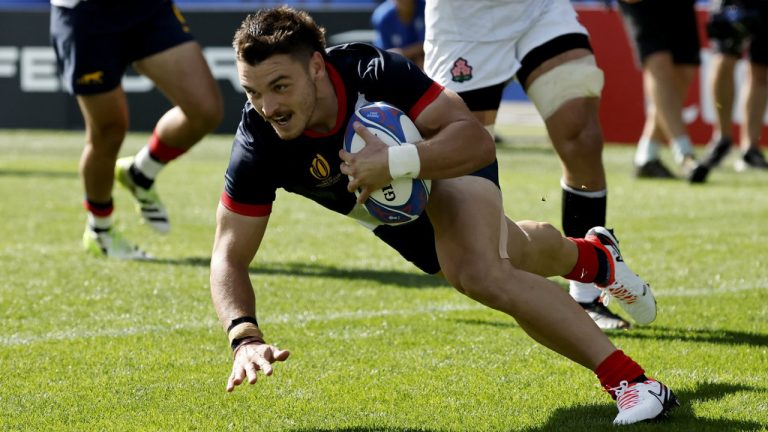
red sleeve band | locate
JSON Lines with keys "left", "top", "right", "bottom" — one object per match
{"left": 408, "top": 82, "right": 445, "bottom": 120}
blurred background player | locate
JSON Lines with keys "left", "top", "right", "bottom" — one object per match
{"left": 371, "top": 0, "right": 426, "bottom": 69}
{"left": 423, "top": 0, "right": 628, "bottom": 329}
{"left": 50, "top": 0, "right": 223, "bottom": 259}
{"left": 617, "top": 0, "right": 701, "bottom": 179}
{"left": 690, "top": 0, "right": 768, "bottom": 183}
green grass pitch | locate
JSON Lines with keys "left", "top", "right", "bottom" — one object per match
{"left": 0, "top": 128, "right": 766, "bottom": 431}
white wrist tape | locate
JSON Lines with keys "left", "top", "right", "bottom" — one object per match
{"left": 388, "top": 143, "right": 420, "bottom": 178}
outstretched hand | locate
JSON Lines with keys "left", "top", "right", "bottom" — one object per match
{"left": 226, "top": 341, "right": 290, "bottom": 392}
{"left": 339, "top": 122, "right": 392, "bottom": 204}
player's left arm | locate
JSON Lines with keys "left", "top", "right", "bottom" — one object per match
{"left": 340, "top": 89, "right": 494, "bottom": 203}
{"left": 210, "top": 203, "right": 290, "bottom": 392}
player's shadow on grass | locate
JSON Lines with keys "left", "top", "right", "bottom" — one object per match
{"left": 247, "top": 260, "right": 447, "bottom": 289}
{"left": 611, "top": 325, "right": 768, "bottom": 348}
{"left": 277, "top": 383, "right": 757, "bottom": 432}
{"left": 149, "top": 257, "right": 447, "bottom": 289}
{"left": 452, "top": 319, "right": 768, "bottom": 348}
{"left": 289, "top": 428, "right": 443, "bottom": 432}
{"left": 454, "top": 318, "right": 518, "bottom": 329}
{"left": 520, "top": 381, "right": 760, "bottom": 432}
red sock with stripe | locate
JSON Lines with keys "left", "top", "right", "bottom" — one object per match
{"left": 148, "top": 130, "right": 187, "bottom": 163}
{"left": 130, "top": 131, "right": 188, "bottom": 189}
{"left": 564, "top": 237, "right": 611, "bottom": 285}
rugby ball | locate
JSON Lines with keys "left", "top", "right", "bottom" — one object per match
{"left": 343, "top": 102, "right": 431, "bottom": 225}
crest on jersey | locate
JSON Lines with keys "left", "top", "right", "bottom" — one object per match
{"left": 450, "top": 58, "right": 472, "bottom": 83}
{"left": 310, "top": 153, "right": 342, "bottom": 187}
{"left": 310, "top": 153, "right": 331, "bottom": 179}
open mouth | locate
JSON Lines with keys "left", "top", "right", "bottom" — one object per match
{"left": 271, "top": 113, "right": 292, "bottom": 127}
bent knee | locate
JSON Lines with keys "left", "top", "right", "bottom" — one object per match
{"left": 518, "top": 220, "right": 560, "bottom": 240}
{"left": 442, "top": 259, "right": 510, "bottom": 300}
{"left": 86, "top": 121, "right": 128, "bottom": 151}
{"left": 448, "top": 263, "right": 535, "bottom": 310}
{"left": 511, "top": 221, "right": 569, "bottom": 272}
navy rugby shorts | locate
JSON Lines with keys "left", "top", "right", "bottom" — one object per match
{"left": 618, "top": 0, "right": 701, "bottom": 66}
{"left": 51, "top": 0, "right": 194, "bottom": 95}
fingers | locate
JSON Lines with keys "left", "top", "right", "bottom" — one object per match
{"left": 356, "top": 187, "right": 372, "bottom": 204}
{"left": 225, "top": 345, "right": 290, "bottom": 392}
{"left": 273, "top": 348, "right": 291, "bottom": 362}
{"left": 254, "top": 355, "right": 274, "bottom": 377}
{"left": 352, "top": 121, "right": 374, "bottom": 140}
{"left": 339, "top": 155, "right": 361, "bottom": 195}
{"left": 226, "top": 365, "right": 246, "bottom": 392}
{"left": 244, "top": 361, "right": 259, "bottom": 384}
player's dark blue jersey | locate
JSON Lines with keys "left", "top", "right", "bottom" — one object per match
{"left": 221, "top": 43, "right": 443, "bottom": 221}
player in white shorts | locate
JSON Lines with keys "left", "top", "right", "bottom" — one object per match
{"left": 424, "top": 0, "right": 628, "bottom": 330}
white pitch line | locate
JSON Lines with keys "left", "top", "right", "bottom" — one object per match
{"left": 657, "top": 283, "right": 767, "bottom": 297}
{"left": 1, "top": 283, "right": 765, "bottom": 347}
{"left": 0, "top": 303, "right": 485, "bottom": 347}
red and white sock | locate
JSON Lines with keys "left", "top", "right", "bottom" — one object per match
{"left": 132, "top": 130, "right": 188, "bottom": 185}
{"left": 595, "top": 350, "right": 647, "bottom": 399}
{"left": 84, "top": 198, "right": 113, "bottom": 231}
{"left": 564, "top": 237, "right": 611, "bottom": 286}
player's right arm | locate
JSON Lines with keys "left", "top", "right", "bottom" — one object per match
{"left": 210, "top": 202, "right": 290, "bottom": 392}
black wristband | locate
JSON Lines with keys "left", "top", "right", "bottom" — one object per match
{"left": 226, "top": 316, "right": 259, "bottom": 333}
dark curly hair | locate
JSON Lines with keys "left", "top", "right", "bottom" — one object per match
{"left": 233, "top": 6, "right": 327, "bottom": 65}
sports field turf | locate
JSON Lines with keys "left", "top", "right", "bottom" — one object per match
{"left": 0, "top": 128, "right": 766, "bottom": 431}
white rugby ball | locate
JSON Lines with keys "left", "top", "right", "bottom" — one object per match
{"left": 343, "top": 102, "right": 431, "bottom": 225}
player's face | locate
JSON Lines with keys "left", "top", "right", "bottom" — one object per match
{"left": 237, "top": 53, "right": 320, "bottom": 140}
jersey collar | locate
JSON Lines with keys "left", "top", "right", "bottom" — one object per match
{"left": 303, "top": 61, "right": 347, "bottom": 138}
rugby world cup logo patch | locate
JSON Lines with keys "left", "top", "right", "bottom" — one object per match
{"left": 309, "top": 153, "right": 342, "bottom": 187}
{"left": 309, "top": 153, "right": 331, "bottom": 179}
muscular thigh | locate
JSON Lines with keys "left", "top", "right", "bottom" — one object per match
{"left": 134, "top": 40, "right": 217, "bottom": 108}
{"left": 426, "top": 176, "right": 508, "bottom": 284}
{"left": 372, "top": 162, "right": 501, "bottom": 276}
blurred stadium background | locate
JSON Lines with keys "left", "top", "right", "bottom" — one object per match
{"left": 2, "top": 0, "right": 764, "bottom": 145}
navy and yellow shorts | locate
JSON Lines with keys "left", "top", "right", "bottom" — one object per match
{"left": 50, "top": 0, "right": 194, "bottom": 95}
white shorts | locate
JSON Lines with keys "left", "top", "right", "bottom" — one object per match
{"left": 424, "top": 0, "right": 589, "bottom": 92}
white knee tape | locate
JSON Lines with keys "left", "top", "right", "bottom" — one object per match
{"left": 526, "top": 56, "right": 604, "bottom": 120}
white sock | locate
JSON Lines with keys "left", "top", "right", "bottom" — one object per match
{"left": 671, "top": 135, "right": 694, "bottom": 164}
{"left": 87, "top": 213, "right": 112, "bottom": 231}
{"left": 133, "top": 146, "right": 165, "bottom": 180}
{"left": 634, "top": 137, "right": 662, "bottom": 166}
{"left": 569, "top": 280, "right": 602, "bottom": 303}
{"left": 560, "top": 179, "right": 608, "bottom": 198}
